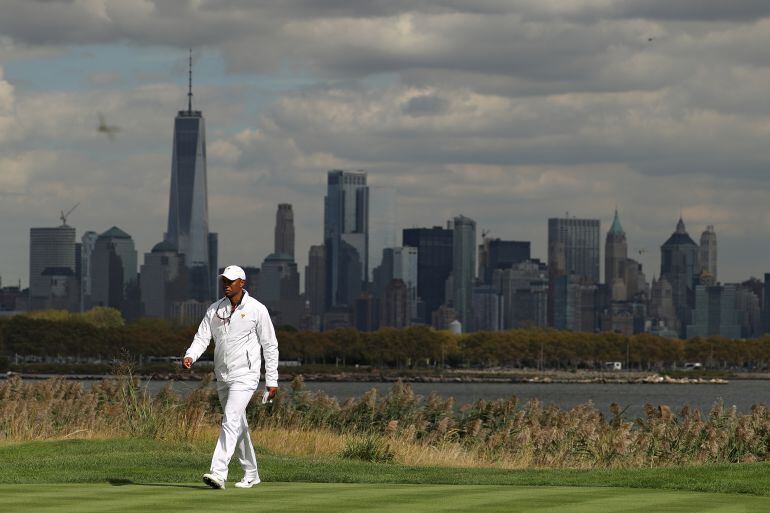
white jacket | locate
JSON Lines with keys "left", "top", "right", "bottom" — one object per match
{"left": 184, "top": 290, "right": 279, "bottom": 387}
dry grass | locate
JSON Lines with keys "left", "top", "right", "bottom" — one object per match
{"left": 0, "top": 374, "right": 211, "bottom": 443}
{"left": 4, "top": 374, "right": 770, "bottom": 469}
{"left": 249, "top": 427, "right": 499, "bottom": 468}
{"left": 251, "top": 426, "right": 347, "bottom": 458}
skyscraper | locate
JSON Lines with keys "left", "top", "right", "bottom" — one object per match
{"left": 392, "top": 246, "right": 418, "bottom": 319}
{"left": 650, "top": 276, "right": 676, "bottom": 330}
{"left": 552, "top": 274, "right": 598, "bottom": 332}
{"left": 29, "top": 225, "right": 76, "bottom": 310}
{"left": 605, "top": 209, "right": 628, "bottom": 301}
{"left": 472, "top": 285, "right": 502, "bottom": 331}
{"left": 381, "top": 279, "right": 409, "bottom": 328}
{"left": 257, "top": 252, "right": 300, "bottom": 304}
{"left": 764, "top": 273, "right": 770, "bottom": 334}
{"left": 660, "top": 217, "right": 700, "bottom": 335}
{"left": 139, "top": 241, "right": 187, "bottom": 320}
{"left": 324, "top": 170, "right": 368, "bottom": 308}
{"left": 305, "top": 245, "right": 326, "bottom": 316}
{"left": 91, "top": 226, "right": 137, "bottom": 312}
{"left": 548, "top": 217, "right": 600, "bottom": 327}
{"left": 80, "top": 231, "right": 98, "bottom": 311}
{"left": 74, "top": 242, "right": 82, "bottom": 290}
{"left": 274, "top": 204, "right": 295, "bottom": 258}
{"left": 102, "top": 227, "right": 137, "bottom": 288}
{"left": 208, "top": 232, "right": 218, "bottom": 297}
{"left": 736, "top": 285, "right": 761, "bottom": 338}
{"left": 480, "top": 239, "right": 530, "bottom": 284}
{"left": 258, "top": 251, "right": 303, "bottom": 327}
{"left": 624, "top": 258, "right": 649, "bottom": 300}
{"left": 548, "top": 217, "right": 601, "bottom": 282}
{"left": 372, "top": 247, "right": 394, "bottom": 298}
{"left": 686, "top": 284, "right": 740, "bottom": 339}
{"left": 373, "top": 246, "right": 419, "bottom": 320}
{"left": 355, "top": 292, "right": 379, "bottom": 331}
{"left": 699, "top": 225, "right": 717, "bottom": 281}
{"left": 41, "top": 267, "right": 79, "bottom": 312}
{"left": 164, "top": 52, "right": 217, "bottom": 301}
{"left": 368, "top": 186, "right": 396, "bottom": 279}
{"left": 493, "top": 260, "right": 548, "bottom": 329}
{"left": 403, "top": 226, "right": 453, "bottom": 324}
{"left": 452, "top": 215, "right": 477, "bottom": 329}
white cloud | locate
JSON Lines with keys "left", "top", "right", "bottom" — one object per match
{"left": 0, "top": 66, "right": 16, "bottom": 142}
{"left": 2, "top": 1, "right": 770, "bottom": 284}
{"left": 87, "top": 71, "right": 122, "bottom": 86}
{"left": 209, "top": 139, "right": 241, "bottom": 164}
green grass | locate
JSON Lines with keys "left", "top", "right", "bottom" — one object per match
{"left": 3, "top": 483, "right": 769, "bottom": 513}
{"left": 2, "top": 439, "right": 770, "bottom": 512}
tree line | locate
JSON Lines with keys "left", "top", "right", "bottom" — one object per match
{"left": 2, "top": 309, "right": 770, "bottom": 370}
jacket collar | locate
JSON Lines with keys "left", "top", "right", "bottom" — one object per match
{"left": 217, "top": 289, "right": 250, "bottom": 312}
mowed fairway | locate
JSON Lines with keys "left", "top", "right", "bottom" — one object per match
{"left": 2, "top": 439, "right": 770, "bottom": 512}
{"left": 2, "top": 483, "right": 769, "bottom": 513}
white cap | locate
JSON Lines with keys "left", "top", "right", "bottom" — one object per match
{"left": 219, "top": 265, "right": 246, "bottom": 281}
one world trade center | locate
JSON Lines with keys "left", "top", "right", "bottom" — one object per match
{"left": 164, "top": 51, "right": 218, "bottom": 301}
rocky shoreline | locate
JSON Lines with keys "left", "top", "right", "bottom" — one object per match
{"left": 4, "top": 370, "right": 729, "bottom": 384}
{"left": 280, "top": 373, "right": 728, "bottom": 385}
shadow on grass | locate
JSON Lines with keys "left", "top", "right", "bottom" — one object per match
{"left": 107, "top": 478, "right": 208, "bottom": 489}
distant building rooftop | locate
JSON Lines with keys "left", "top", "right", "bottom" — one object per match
{"left": 100, "top": 226, "right": 132, "bottom": 239}
{"left": 264, "top": 252, "right": 294, "bottom": 262}
{"left": 151, "top": 240, "right": 178, "bottom": 253}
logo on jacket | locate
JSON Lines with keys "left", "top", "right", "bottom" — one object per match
{"left": 241, "top": 313, "right": 246, "bottom": 318}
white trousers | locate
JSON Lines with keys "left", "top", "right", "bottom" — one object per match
{"left": 209, "top": 381, "right": 259, "bottom": 481}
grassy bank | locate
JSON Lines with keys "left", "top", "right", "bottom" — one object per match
{"left": 2, "top": 439, "right": 770, "bottom": 513}
{"left": 3, "top": 438, "right": 770, "bottom": 496}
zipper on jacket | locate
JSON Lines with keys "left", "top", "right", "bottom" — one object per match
{"left": 247, "top": 351, "right": 251, "bottom": 370}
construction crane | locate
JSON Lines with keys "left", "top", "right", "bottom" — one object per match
{"left": 60, "top": 203, "right": 79, "bottom": 226}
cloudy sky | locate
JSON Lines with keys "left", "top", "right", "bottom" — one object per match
{"left": 2, "top": 0, "right": 770, "bottom": 288}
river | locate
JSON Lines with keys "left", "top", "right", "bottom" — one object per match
{"left": 124, "top": 379, "right": 769, "bottom": 418}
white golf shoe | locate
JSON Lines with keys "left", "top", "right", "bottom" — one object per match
{"left": 202, "top": 473, "right": 226, "bottom": 489}
{"left": 234, "top": 477, "right": 261, "bottom": 489}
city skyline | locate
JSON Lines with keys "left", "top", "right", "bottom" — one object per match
{"left": 16, "top": 170, "right": 759, "bottom": 337}
{"left": 12, "top": 188, "right": 762, "bottom": 292}
{"left": 2, "top": 3, "right": 770, "bottom": 286}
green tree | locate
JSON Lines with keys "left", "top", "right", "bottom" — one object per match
{"left": 22, "top": 310, "right": 71, "bottom": 322}
{"left": 77, "top": 307, "right": 125, "bottom": 328}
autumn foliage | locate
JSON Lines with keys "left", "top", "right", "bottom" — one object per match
{"left": 2, "top": 310, "right": 770, "bottom": 370}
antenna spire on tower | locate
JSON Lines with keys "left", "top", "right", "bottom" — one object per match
{"left": 188, "top": 48, "right": 193, "bottom": 113}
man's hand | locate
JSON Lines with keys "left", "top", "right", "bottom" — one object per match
{"left": 266, "top": 386, "right": 278, "bottom": 400}
{"left": 182, "top": 357, "right": 193, "bottom": 369}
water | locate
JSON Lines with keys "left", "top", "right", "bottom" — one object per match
{"left": 303, "top": 381, "right": 768, "bottom": 418}
{"left": 89, "top": 378, "right": 770, "bottom": 418}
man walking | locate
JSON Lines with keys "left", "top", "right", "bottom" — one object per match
{"left": 182, "top": 265, "right": 279, "bottom": 489}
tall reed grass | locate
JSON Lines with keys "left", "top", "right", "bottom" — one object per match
{"left": 0, "top": 367, "right": 211, "bottom": 442}
{"left": 2, "top": 374, "right": 770, "bottom": 468}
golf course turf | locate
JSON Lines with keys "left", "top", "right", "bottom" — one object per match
{"left": 1, "top": 439, "right": 770, "bottom": 512}
{"left": 3, "top": 483, "right": 770, "bottom": 513}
